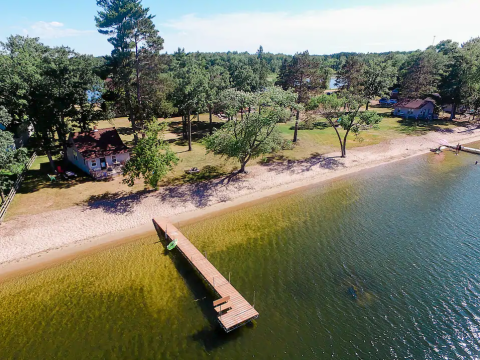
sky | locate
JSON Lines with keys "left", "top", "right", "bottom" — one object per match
{"left": 1, "top": 0, "right": 480, "bottom": 56}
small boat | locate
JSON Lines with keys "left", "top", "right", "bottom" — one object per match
{"left": 167, "top": 239, "right": 178, "bottom": 251}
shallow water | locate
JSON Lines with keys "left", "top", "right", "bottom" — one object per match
{"left": 1, "top": 148, "right": 480, "bottom": 359}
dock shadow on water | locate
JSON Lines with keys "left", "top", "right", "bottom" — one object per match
{"left": 190, "top": 325, "right": 245, "bottom": 354}
{"left": 154, "top": 222, "right": 248, "bottom": 351}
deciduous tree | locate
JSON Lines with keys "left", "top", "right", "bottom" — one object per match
{"left": 122, "top": 119, "right": 178, "bottom": 189}
{"left": 0, "top": 107, "right": 28, "bottom": 202}
{"left": 206, "top": 65, "right": 230, "bottom": 134}
{"left": 400, "top": 49, "right": 444, "bottom": 99}
{"left": 172, "top": 57, "right": 209, "bottom": 151}
{"left": 362, "top": 58, "right": 397, "bottom": 110}
{"left": 204, "top": 87, "right": 297, "bottom": 172}
{"left": 462, "top": 38, "right": 480, "bottom": 119}
{"left": 307, "top": 94, "right": 382, "bottom": 157}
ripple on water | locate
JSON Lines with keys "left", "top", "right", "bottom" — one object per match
{"left": 1, "top": 151, "right": 480, "bottom": 359}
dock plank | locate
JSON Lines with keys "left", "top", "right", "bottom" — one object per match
{"left": 153, "top": 218, "right": 259, "bottom": 332}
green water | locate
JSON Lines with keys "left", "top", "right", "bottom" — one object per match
{"left": 1, "top": 148, "right": 480, "bottom": 359}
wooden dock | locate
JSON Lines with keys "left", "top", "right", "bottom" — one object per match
{"left": 153, "top": 218, "right": 259, "bottom": 333}
{"left": 446, "top": 144, "right": 480, "bottom": 155}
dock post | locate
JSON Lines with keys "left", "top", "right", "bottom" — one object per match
{"left": 152, "top": 218, "right": 259, "bottom": 333}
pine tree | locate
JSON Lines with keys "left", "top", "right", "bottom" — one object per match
{"left": 276, "top": 51, "right": 327, "bottom": 142}
{"left": 96, "top": 0, "right": 165, "bottom": 141}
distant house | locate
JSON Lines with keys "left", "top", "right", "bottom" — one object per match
{"left": 393, "top": 98, "right": 436, "bottom": 120}
{"left": 66, "top": 127, "right": 130, "bottom": 179}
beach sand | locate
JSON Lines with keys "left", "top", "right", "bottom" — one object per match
{"left": 2, "top": 126, "right": 480, "bottom": 279}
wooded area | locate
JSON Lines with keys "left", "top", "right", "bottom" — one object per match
{"left": 1, "top": 0, "right": 480, "bottom": 195}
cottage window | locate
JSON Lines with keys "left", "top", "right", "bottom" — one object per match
{"left": 112, "top": 155, "right": 117, "bottom": 163}
{"left": 91, "top": 160, "right": 97, "bottom": 168}
{"left": 73, "top": 150, "right": 78, "bottom": 161}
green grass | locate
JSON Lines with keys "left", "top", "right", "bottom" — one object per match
{"left": 275, "top": 106, "right": 402, "bottom": 160}
{"left": 5, "top": 107, "right": 464, "bottom": 219}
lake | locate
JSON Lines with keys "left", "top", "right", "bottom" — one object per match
{"left": 1, "top": 148, "right": 480, "bottom": 359}
{"left": 329, "top": 77, "right": 338, "bottom": 89}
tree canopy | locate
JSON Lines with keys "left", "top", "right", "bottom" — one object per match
{"left": 0, "top": 106, "right": 28, "bottom": 202}
{"left": 276, "top": 51, "right": 330, "bottom": 142}
{"left": 96, "top": 0, "right": 166, "bottom": 140}
{"left": 122, "top": 120, "right": 178, "bottom": 189}
{"left": 2, "top": 2, "right": 480, "bottom": 189}
{"left": 307, "top": 94, "right": 382, "bottom": 157}
{"left": 204, "top": 87, "right": 298, "bottom": 172}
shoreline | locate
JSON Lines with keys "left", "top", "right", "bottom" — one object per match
{"left": 2, "top": 128, "right": 480, "bottom": 281}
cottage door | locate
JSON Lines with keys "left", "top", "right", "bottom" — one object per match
{"left": 100, "top": 157, "right": 107, "bottom": 169}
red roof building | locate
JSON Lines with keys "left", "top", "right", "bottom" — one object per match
{"left": 67, "top": 127, "right": 130, "bottom": 179}
{"left": 394, "top": 98, "right": 436, "bottom": 119}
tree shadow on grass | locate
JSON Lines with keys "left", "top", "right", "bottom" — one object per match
{"left": 260, "top": 152, "right": 345, "bottom": 174}
{"left": 288, "top": 121, "right": 329, "bottom": 131}
{"left": 167, "top": 120, "right": 184, "bottom": 135}
{"left": 168, "top": 120, "right": 224, "bottom": 145}
{"left": 116, "top": 126, "right": 135, "bottom": 136}
{"left": 396, "top": 118, "right": 471, "bottom": 135}
{"left": 157, "top": 171, "right": 248, "bottom": 208}
{"left": 17, "top": 161, "right": 93, "bottom": 194}
{"left": 166, "top": 165, "right": 230, "bottom": 186}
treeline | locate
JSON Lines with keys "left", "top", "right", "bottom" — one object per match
{"left": 160, "top": 50, "right": 415, "bottom": 74}
{"left": 0, "top": 36, "right": 112, "bottom": 174}
{"left": 331, "top": 40, "right": 480, "bottom": 119}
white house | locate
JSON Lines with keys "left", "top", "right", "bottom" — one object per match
{"left": 66, "top": 127, "right": 130, "bottom": 179}
{"left": 393, "top": 98, "right": 436, "bottom": 120}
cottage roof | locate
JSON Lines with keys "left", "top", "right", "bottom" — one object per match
{"left": 70, "top": 127, "right": 128, "bottom": 160}
{"left": 395, "top": 98, "right": 435, "bottom": 109}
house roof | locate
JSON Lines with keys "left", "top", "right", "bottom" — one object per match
{"left": 395, "top": 98, "right": 435, "bottom": 109}
{"left": 70, "top": 127, "right": 129, "bottom": 160}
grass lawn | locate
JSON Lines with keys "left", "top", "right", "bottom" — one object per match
{"left": 5, "top": 106, "right": 464, "bottom": 218}
{"left": 5, "top": 155, "right": 146, "bottom": 220}
{"left": 276, "top": 110, "right": 400, "bottom": 160}
{"left": 97, "top": 114, "right": 237, "bottom": 181}
{"left": 5, "top": 115, "right": 235, "bottom": 218}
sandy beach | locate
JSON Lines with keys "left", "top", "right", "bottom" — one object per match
{"left": 2, "top": 126, "right": 480, "bottom": 278}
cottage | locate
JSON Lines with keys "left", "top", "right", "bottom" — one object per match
{"left": 393, "top": 98, "right": 436, "bottom": 120}
{"left": 66, "top": 127, "right": 130, "bottom": 179}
